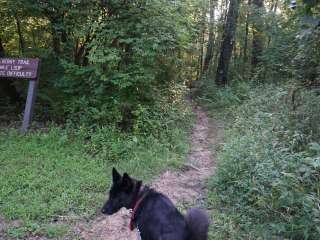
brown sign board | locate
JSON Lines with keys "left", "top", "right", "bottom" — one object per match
{"left": 0, "top": 58, "right": 40, "bottom": 134}
{"left": 0, "top": 58, "right": 39, "bottom": 79}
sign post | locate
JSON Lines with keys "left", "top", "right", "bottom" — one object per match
{"left": 0, "top": 58, "right": 40, "bottom": 134}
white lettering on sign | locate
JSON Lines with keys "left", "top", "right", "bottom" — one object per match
{"left": 1, "top": 59, "right": 15, "bottom": 64}
{"left": 0, "top": 58, "right": 39, "bottom": 79}
{"left": 17, "top": 59, "right": 30, "bottom": 65}
{"left": 0, "top": 65, "right": 8, "bottom": 70}
{"left": 6, "top": 71, "right": 33, "bottom": 78}
{"left": 10, "top": 65, "right": 22, "bottom": 71}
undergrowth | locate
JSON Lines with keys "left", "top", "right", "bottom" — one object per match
{"left": 205, "top": 84, "right": 320, "bottom": 239}
{"left": 0, "top": 96, "right": 193, "bottom": 239}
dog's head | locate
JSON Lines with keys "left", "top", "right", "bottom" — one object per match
{"left": 101, "top": 168, "right": 140, "bottom": 215}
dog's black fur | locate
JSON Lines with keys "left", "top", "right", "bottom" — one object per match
{"left": 101, "top": 168, "right": 209, "bottom": 240}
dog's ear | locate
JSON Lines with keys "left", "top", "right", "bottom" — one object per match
{"left": 112, "top": 167, "right": 121, "bottom": 183}
{"left": 122, "top": 173, "right": 133, "bottom": 192}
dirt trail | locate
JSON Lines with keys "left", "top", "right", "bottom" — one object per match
{"left": 76, "top": 106, "right": 223, "bottom": 240}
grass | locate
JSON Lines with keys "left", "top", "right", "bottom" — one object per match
{"left": 0, "top": 105, "right": 192, "bottom": 239}
{"left": 205, "top": 84, "right": 320, "bottom": 239}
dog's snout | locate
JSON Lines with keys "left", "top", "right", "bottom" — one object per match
{"left": 101, "top": 207, "right": 106, "bottom": 214}
{"left": 101, "top": 206, "right": 113, "bottom": 215}
{"left": 101, "top": 207, "right": 107, "bottom": 214}
{"left": 101, "top": 201, "right": 114, "bottom": 215}
{"left": 101, "top": 203, "right": 110, "bottom": 214}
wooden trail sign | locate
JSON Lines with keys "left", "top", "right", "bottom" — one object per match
{"left": 0, "top": 58, "right": 40, "bottom": 134}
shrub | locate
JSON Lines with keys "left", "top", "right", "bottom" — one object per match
{"left": 209, "top": 85, "right": 320, "bottom": 239}
{"left": 194, "top": 77, "right": 252, "bottom": 109}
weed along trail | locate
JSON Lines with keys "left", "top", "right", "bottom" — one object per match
{"left": 76, "top": 106, "right": 223, "bottom": 240}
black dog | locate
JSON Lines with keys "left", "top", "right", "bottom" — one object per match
{"left": 101, "top": 168, "right": 209, "bottom": 240}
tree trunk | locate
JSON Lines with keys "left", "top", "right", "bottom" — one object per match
{"left": 0, "top": 38, "right": 21, "bottom": 103}
{"left": 74, "top": 35, "right": 91, "bottom": 66}
{"left": 44, "top": 10, "right": 64, "bottom": 56}
{"left": 202, "top": 0, "right": 215, "bottom": 75}
{"left": 51, "top": 25, "right": 61, "bottom": 56}
{"left": 251, "top": 0, "right": 264, "bottom": 70}
{"left": 271, "top": 0, "right": 278, "bottom": 12}
{"left": 0, "top": 38, "right": 4, "bottom": 57}
{"left": 197, "top": 9, "right": 206, "bottom": 80}
{"left": 14, "top": 13, "right": 25, "bottom": 55}
{"left": 267, "top": 0, "right": 278, "bottom": 48}
{"left": 215, "top": 0, "right": 240, "bottom": 86}
{"left": 47, "top": 15, "right": 64, "bottom": 56}
{"left": 243, "top": 0, "right": 251, "bottom": 62}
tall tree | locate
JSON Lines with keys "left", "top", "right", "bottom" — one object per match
{"left": 251, "top": 0, "right": 265, "bottom": 70}
{"left": 197, "top": 5, "right": 207, "bottom": 80}
{"left": 215, "top": 0, "right": 240, "bottom": 86}
{"left": 243, "top": 0, "right": 252, "bottom": 62}
{"left": 13, "top": 11, "right": 25, "bottom": 55}
{"left": 202, "top": 0, "right": 216, "bottom": 75}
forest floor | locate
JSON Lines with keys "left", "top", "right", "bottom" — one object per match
{"left": 74, "top": 105, "right": 224, "bottom": 240}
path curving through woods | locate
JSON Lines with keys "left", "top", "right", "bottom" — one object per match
{"left": 75, "top": 105, "right": 224, "bottom": 240}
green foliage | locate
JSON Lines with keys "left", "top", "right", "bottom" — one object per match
{"left": 258, "top": 2, "right": 320, "bottom": 85}
{"left": 0, "top": 0, "right": 199, "bottom": 128}
{"left": 208, "top": 85, "right": 320, "bottom": 239}
{"left": 194, "top": 77, "right": 252, "bottom": 110}
{"left": 260, "top": 15, "right": 300, "bottom": 82}
{"left": 293, "top": 27, "right": 320, "bottom": 85}
{"left": 56, "top": 0, "right": 194, "bottom": 127}
{"left": 0, "top": 128, "right": 107, "bottom": 235}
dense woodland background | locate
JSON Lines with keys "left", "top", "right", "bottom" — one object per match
{"left": 0, "top": 0, "right": 319, "bottom": 123}
{"left": 0, "top": 0, "right": 320, "bottom": 239}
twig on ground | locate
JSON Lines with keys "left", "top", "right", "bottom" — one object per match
{"left": 182, "top": 163, "right": 201, "bottom": 172}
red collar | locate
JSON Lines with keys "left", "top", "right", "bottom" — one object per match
{"left": 129, "top": 195, "right": 145, "bottom": 231}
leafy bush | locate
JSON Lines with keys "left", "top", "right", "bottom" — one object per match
{"left": 194, "top": 77, "right": 252, "bottom": 110}
{"left": 293, "top": 27, "right": 320, "bottom": 85}
{"left": 209, "top": 85, "right": 320, "bottom": 239}
{"left": 43, "top": 0, "right": 195, "bottom": 128}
